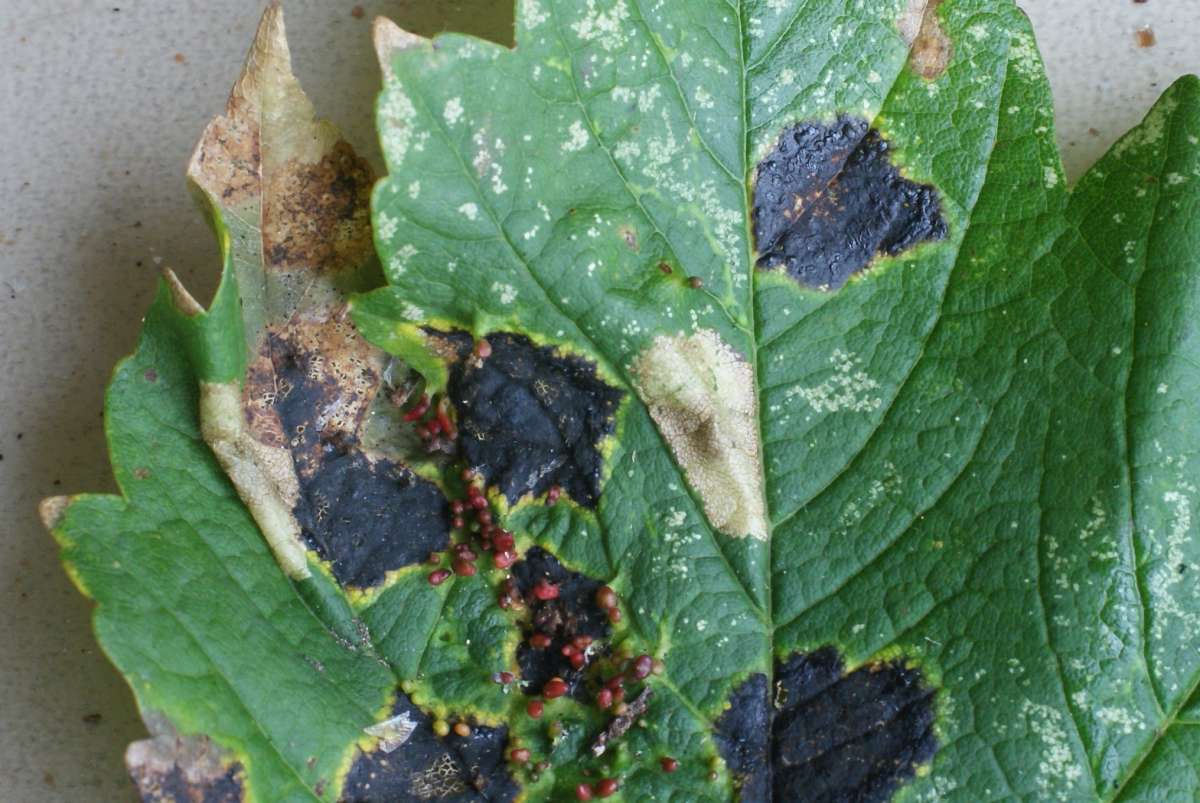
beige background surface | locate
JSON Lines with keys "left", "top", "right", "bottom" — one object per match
{"left": 2, "top": 1, "right": 1197, "bottom": 800}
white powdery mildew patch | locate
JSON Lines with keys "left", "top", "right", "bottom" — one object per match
{"left": 837, "top": 464, "right": 901, "bottom": 531}
{"left": 1113, "top": 94, "right": 1178, "bottom": 158}
{"left": 1047, "top": 497, "right": 1113, "bottom": 593}
{"left": 794, "top": 462, "right": 901, "bottom": 547}
{"left": 458, "top": 202, "right": 479, "bottom": 221}
{"left": 443, "top": 97, "right": 464, "bottom": 125}
{"left": 379, "top": 87, "right": 419, "bottom": 167}
{"left": 472, "top": 131, "right": 492, "bottom": 176}
{"left": 1021, "top": 699, "right": 1083, "bottom": 801}
{"left": 759, "top": 68, "right": 798, "bottom": 115}
{"left": 1008, "top": 29, "right": 1041, "bottom": 78}
{"left": 491, "top": 281, "right": 517, "bottom": 305}
{"left": 402, "top": 302, "right": 424, "bottom": 321}
{"left": 787, "top": 349, "right": 882, "bottom": 414}
{"left": 613, "top": 140, "right": 641, "bottom": 162}
{"left": 376, "top": 213, "right": 399, "bottom": 242}
{"left": 1149, "top": 486, "right": 1199, "bottom": 642}
{"left": 1096, "top": 705, "right": 1144, "bottom": 736}
{"left": 521, "top": 0, "right": 548, "bottom": 28}
{"left": 388, "top": 243, "right": 418, "bottom": 275}
{"left": 656, "top": 505, "right": 703, "bottom": 580}
{"left": 637, "top": 85, "right": 662, "bottom": 114}
{"left": 562, "top": 120, "right": 590, "bottom": 153}
{"left": 407, "top": 180, "right": 421, "bottom": 200}
{"left": 472, "top": 131, "right": 509, "bottom": 195}
{"left": 1044, "top": 166, "right": 1059, "bottom": 189}
{"left": 571, "top": 0, "right": 631, "bottom": 52}
{"left": 913, "top": 774, "right": 960, "bottom": 803}
{"left": 634, "top": 109, "right": 744, "bottom": 272}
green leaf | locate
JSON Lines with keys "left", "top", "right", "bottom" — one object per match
{"left": 44, "top": 1, "right": 1200, "bottom": 801}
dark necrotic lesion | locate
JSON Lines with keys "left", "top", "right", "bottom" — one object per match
{"left": 291, "top": 450, "right": 450, "bottom": 589}
{"left": 448, "top": 332, "right": 624, "bottom": 508}
{"left": 753, "top": 116, "right": 947, "bottom": 290}
{"left": 270, "top": 335, "right": 451, "bottom": 589}
{"left": 713, "top": 647, "right": 937, "bottom": 802}
{"left": 342, "top": 692, "right": 518, "bottom": 803}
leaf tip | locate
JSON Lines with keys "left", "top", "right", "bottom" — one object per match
{"left": 162, "top": 268, "right": 205, "bottom": 317}
{"left": 372, "top": 16, "right": 425, "bottom": 80}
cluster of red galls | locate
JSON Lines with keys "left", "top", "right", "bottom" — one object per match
{"left": 570, "top": 757, "right": 679, "bottom": 800}
{"left": 403, "top": 392, "right": 457, "bottom": 444}
{"left": 409, "top": 347, "right": 682, "bottom": 796}
{"left": 512, "top": 585, "right": 674, "bottom": 798}
{"left": 403, "top": 340, "right": 496, "bottom": 446}
{"left": 427, "top": 469, "right": 561, "bottom": 587}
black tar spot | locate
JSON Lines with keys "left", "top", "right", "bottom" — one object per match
{"left": 512, "top": 547, "right": 610, "bottom": 698}
{"left": 448, "top": 332, "right": 623, "bottom": 508}
{"left": 753, "top": 116, "right": 947, "bottom": 289}
{"left": 293, "top": 450, "right": 450, "bottom": 588}
{"left": 343, "top": 693, "right": 518, "bottom": 803}
{"left": 271, "top": 335, "right": 450, "bottom": 589}
{"left": 713, "top": 674, "right": 771, "bottom": 801}
{"left": 713, "top": 647, "right": 937, "bottom": 802}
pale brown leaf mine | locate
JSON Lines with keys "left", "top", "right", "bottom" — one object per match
{"left": 632, "top": 331, "right": 767, "bottom": 541}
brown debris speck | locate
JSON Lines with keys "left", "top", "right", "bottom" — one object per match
{"left": 1135, "top": 27, "right": 1156, "bottom": 48}
{"left": 173, "top": 53, "right": 186, "bottom": 64}
{"left": 591, "top": 686, "right": 652, "bottom": 757}
{"left": 351, "top": 5, "right": 365, "bottom": 18}
{"left": 618, "top": 224, "right": 638, "bottom": 251}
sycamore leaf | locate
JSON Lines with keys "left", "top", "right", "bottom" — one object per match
{"left": 44, "top": 1, "right": 1200, "bottom": 802}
